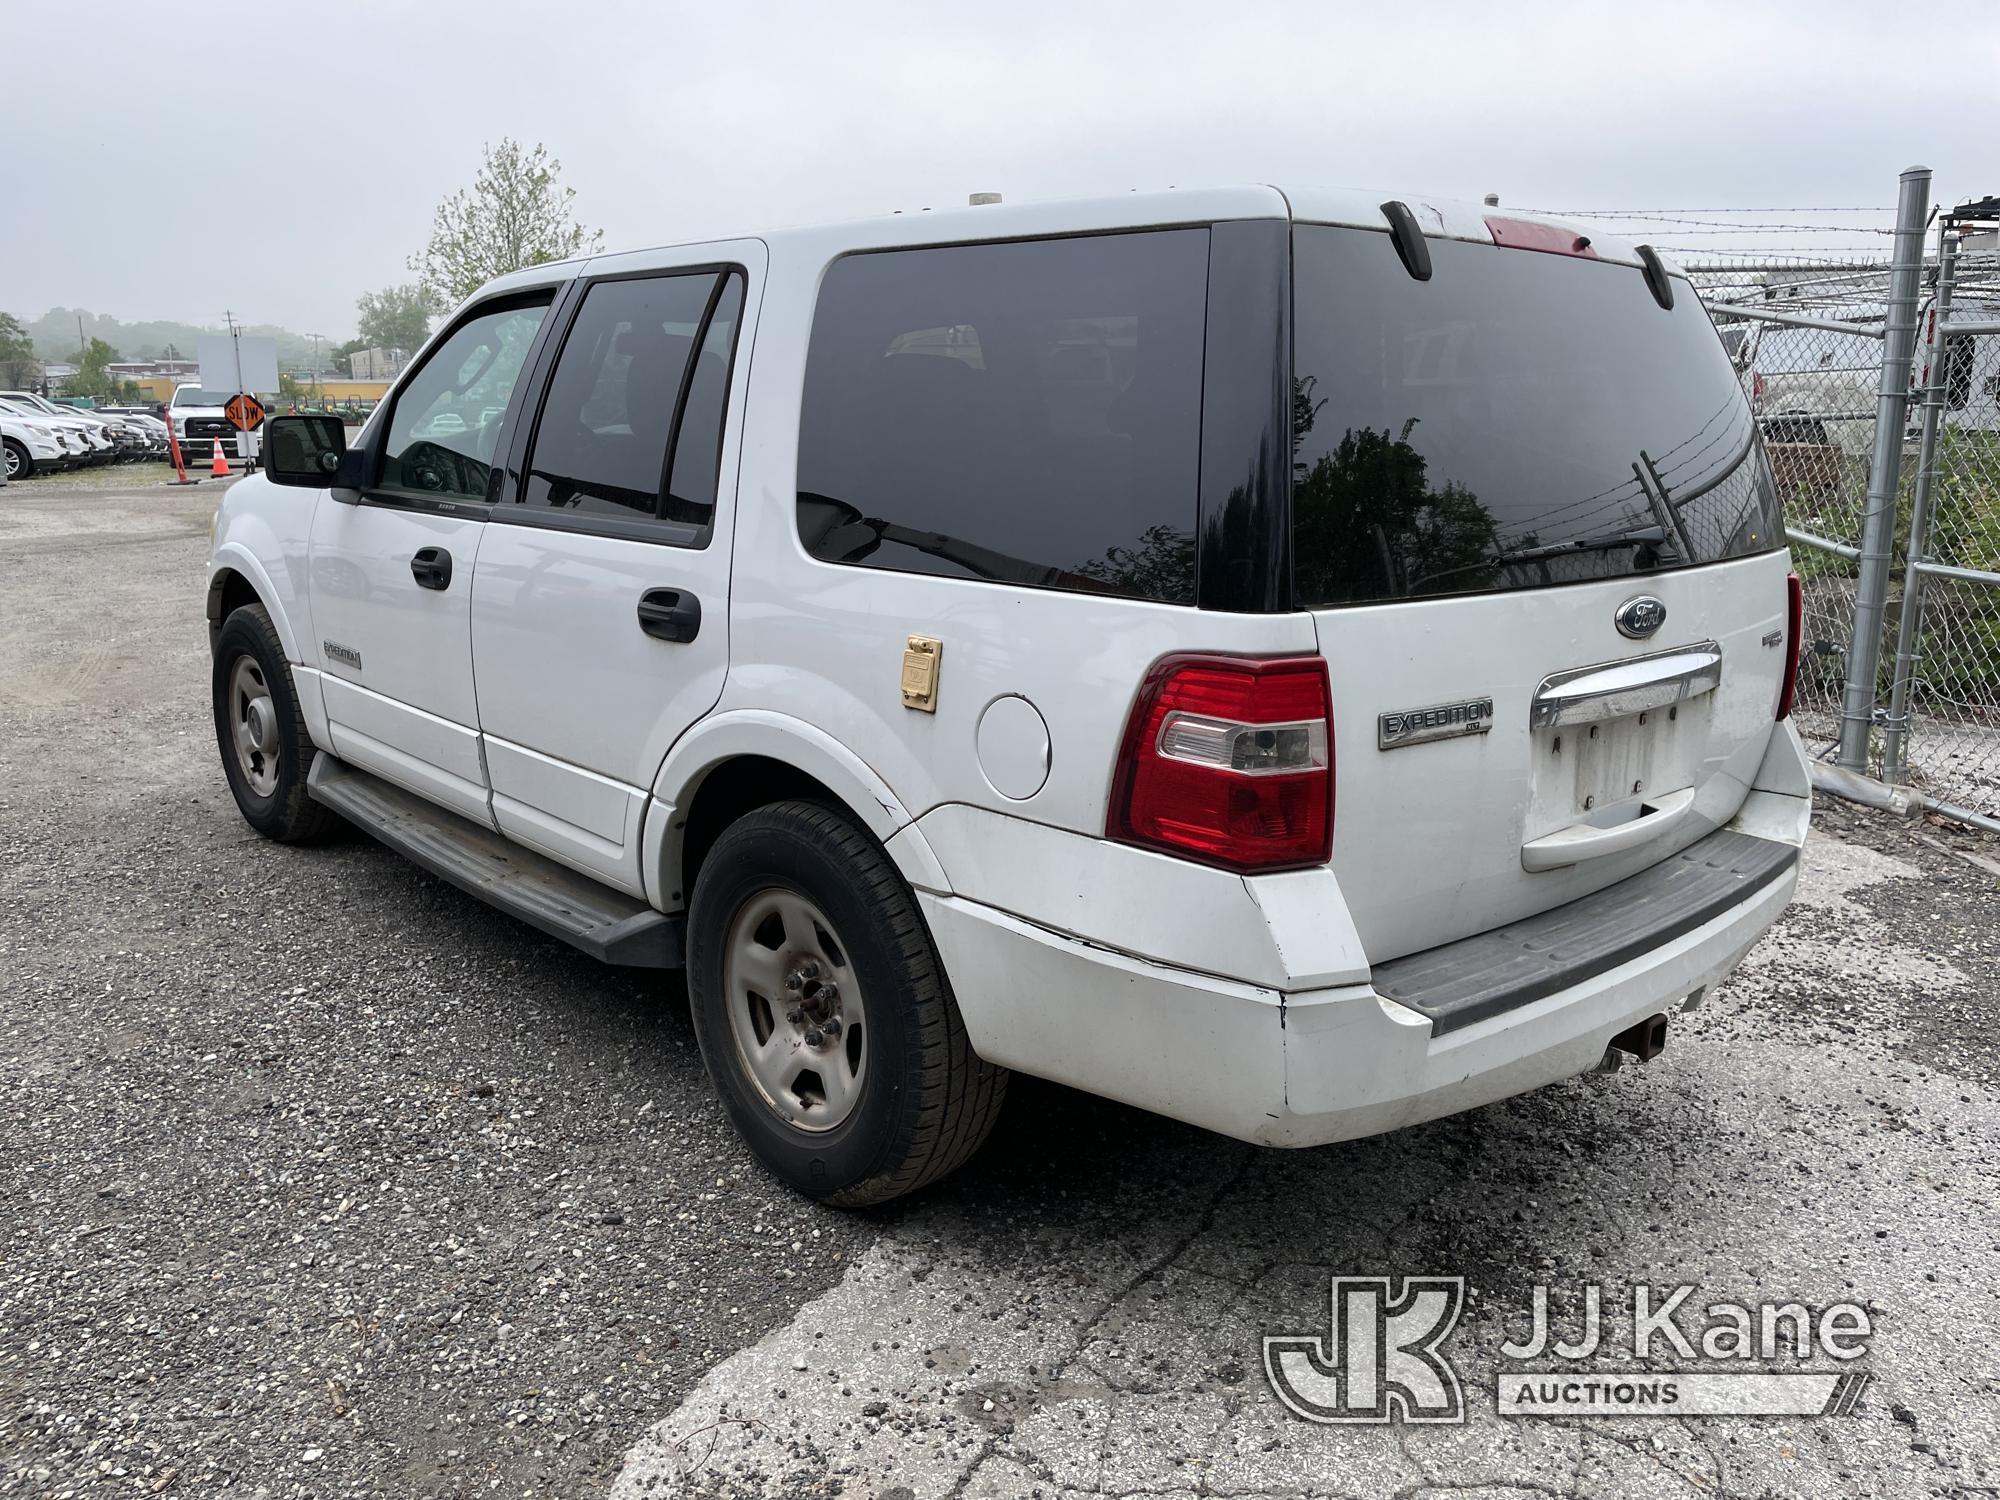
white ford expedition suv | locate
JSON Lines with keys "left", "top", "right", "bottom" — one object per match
{"left": 207, "top": 186, "right": 1810, "bottom": 1205}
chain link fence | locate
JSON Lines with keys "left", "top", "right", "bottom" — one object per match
{"left": 1550, "top": 180, "right": 2000, "bottom": 829}
{"left": 1697, "top": 257, "right": 1891, "bottom": 763}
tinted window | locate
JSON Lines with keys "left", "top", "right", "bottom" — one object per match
{"left": 1291, "top": 226, "right": 1782, "bottom": 606}
{"left": 664, "top": 274, "right": 744, "bottom": 531}
{"left": 381, "top": 299, "right": 549, "bottom": 499}
{"left": 519, "top": 273, "right": 718, "bottom": 523}
{"left": 796, "top": 230, "right": 1208, "bottom": 603}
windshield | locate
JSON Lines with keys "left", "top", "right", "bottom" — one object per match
{"left": 172, "top": 388, "right": 236, "bottom": 407}
{"left": 1290, "top": 225, "right": 1782, "bottom": 605}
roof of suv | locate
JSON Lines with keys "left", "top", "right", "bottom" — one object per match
{"left": 466, "top": 185, "right": 1662, "bottom": 307}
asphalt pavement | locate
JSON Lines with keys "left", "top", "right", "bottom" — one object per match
{"left": 2, "top": 477, "right": 1996, "bottom": 1498}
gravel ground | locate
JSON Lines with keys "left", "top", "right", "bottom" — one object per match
{"left": 3, "top": 480, "right": 1997, "bottom": 1498}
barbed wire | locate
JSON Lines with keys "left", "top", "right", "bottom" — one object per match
{"left": 1568, "top": 219, "right": 1894, "bottom": 235}
{"left": 1526, "top": 206, "right": 1893, "bottom": 216}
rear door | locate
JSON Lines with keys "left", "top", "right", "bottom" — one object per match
{"left": 310, "top": 293, "right": 555, "bottom": 824}
{"left": 1291, "top": 222, "right": 1792, "bottom": 962}
{"left": 469, "top": 245, "right": 759, "bottom": 896}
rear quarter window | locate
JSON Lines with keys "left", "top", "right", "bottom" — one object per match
{"left": 795, "top": 229, "right": 1210, "bottom": 604}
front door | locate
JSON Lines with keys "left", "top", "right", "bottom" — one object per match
{"left": 470, "top": 247, "right": 760, "bottom": 896}
{"left": 310, "top": 293, "right": 556, "bottom": 825}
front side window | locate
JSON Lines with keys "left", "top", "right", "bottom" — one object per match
{"left": 380, "top": 298, "right": 550, "bottom": 500}
{"left": 1291, "top": 226, "right": 1782, "bottom": 606}
{"left": 796, "top": 230, "right": 1209, "bottom": 604}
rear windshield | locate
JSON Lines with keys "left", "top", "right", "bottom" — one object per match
{"left": 1291, "top": 225, "right": 1781, "bottom": 607}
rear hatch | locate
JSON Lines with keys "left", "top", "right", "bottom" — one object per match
{"left": 1292, "top": 219, "right": 1791, "bottom": 963}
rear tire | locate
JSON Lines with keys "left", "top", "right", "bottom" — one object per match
{"left": 212, "top": 603, "right": 334, "bottom": 842}
{"left": 687, "top": 800, "right": 1007, "bottom": 1205}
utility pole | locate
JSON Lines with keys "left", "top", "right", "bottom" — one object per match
{"left": 223, "top": 310, "right": 247, "bottom": 466}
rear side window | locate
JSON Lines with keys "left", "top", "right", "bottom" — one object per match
{"left": 516, "top": 271, "right": 739, "bottom": 537}
{"left": 796, "top": 230, "right": 1209, "bottom": 604}
{"left": 664, "top": 275, "right": 745, "bottom": 529}
{"left": 1291, "top": 226, "right": 1782, "bottom": 606}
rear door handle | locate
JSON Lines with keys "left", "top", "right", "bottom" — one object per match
{"left": 637, "top": 587, "right": 701, "bottom": 643}
{"left": 410, "top": 547, "right": 453, "bottom": 590}
{"left": 1520, "top": 786, "right": 1696, "bottom": 872}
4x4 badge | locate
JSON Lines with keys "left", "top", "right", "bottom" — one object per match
{"left": 1615, "top": 595, "right": 1668, "bottom": 639}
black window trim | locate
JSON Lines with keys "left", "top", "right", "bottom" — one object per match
{"left": 358, "top": 287, "right": 565, "bottom": 518}
{"left": 492, "top": 260, "right": 748, "bottom": 549}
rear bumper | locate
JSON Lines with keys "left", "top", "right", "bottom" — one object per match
{"left": 923, "top": 849, "right": 1795, "bottom": 1145}
{"left": 920, "top": 728, "right": 1811, "bottom": 1148}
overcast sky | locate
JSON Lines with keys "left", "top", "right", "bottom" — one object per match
{"left": 3, "top": 0, "right": 1991, "bottom": 341}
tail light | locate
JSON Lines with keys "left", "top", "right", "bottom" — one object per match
{"left": 1776, "top": 571, "right": 1804, "bottom": 721}
{"left": 1108, "top": 654, "right": 1333, "bottom": 872}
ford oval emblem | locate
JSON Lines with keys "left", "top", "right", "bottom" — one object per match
{"left": 1615, "top": 595, "right": 1668, "bottom": 639}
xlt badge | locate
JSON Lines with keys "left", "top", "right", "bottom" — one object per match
{"left": 1379, "top": 697, "right": 1493, "bottom": 750}
{"left": 323, "top": 640, "right": 363, "bottom": 671}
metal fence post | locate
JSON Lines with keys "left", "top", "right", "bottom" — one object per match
{"left": 1836, "top": 165, "right": 1931, "bottom": 772}
{"left": 1881, "top": 230, "right": 1957, "bottom": 786}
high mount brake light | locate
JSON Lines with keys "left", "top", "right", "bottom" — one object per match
{"left": 1777, "top": 572, "right": 1804, "bottom": 721}
{"left": 1484, "top": 216, "right": 1598, "bottom": 259}
{"left": 1108, "top": 654, "right": 1333, "bottom": 873}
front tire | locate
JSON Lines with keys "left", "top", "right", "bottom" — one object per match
{"left": 3, "top": 439, "right": 31, "bottom": 481}
{"left": 687, "top": 800, "right": 1007, "bottom": 1206}
{"left": 211, "top": 603, "right": 333, "bottom": 842}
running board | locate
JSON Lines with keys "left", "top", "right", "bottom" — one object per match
{"left": 307, "top": 756, "right": 685, "bottom": 969}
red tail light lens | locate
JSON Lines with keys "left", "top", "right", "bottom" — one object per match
{"left": 1776, "top": 571, "right": 1804, "bottom": 721}
{"left": 1108, "top": 654, "right": 1333, "bottom": 872}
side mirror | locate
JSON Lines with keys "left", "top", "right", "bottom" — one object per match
{"left": 264, "top": 415, "right": 347, "bottom": 488}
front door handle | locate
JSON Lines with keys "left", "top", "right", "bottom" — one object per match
{"left": 411, "top": 547, "right": 453, "bottom": 590}
{"left": 636, "top": 587, "right": 701, "bottom": 643}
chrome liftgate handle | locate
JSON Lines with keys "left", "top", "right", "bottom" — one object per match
{"left": 1529, "top": 640, "right": 1723, "bottom": 730}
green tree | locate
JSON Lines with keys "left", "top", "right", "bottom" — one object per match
{"left": 411, "top": 139, "right": 602, "bottom": 306}
{"left": 0, "top": 313, "right": 37, "bottom": 387}
{"left": 355, "top": 284, "right": 435, "bottom": 355}
{"left": 67, "top": 337, "right": 125, "bottom": 399}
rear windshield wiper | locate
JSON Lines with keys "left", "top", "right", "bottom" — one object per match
{"left": 1408, "top": 526, "right": 1674, "bottom": 592}
{"left": 1492, "top": 524, "right": 1673, "bottom": 568}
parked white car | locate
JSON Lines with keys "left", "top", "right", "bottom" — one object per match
{"left": 206, "top": 185, "right": 1810, "bottom": 1204}
{"left": 1, "top": 408, "right": 70, "bottom": 478}
{"left": 0, "top": 393, "right": 114, "bottom": 464}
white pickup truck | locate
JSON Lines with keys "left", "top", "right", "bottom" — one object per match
{"left": 206, "top": 184, "right": 1811, "bottom": 1204}
{"left": 169, "top": 383, "right": 243, "bottom": 463}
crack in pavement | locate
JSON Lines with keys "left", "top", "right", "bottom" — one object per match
{"left": 611, "top": 832, "right": 2000, "bottom": 1499}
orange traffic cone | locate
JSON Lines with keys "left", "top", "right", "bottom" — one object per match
{"left": 210, "top": 434, "right": 233, "bottom": 477}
